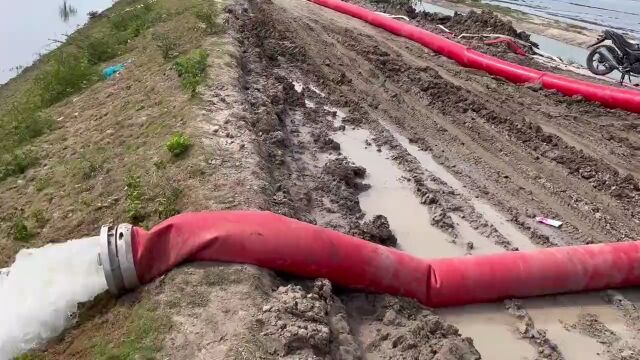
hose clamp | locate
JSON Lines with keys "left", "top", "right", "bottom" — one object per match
{"left": 98, "top": 223, "right": 140, "bottom": 295}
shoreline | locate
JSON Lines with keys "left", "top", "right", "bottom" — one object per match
{"left": 422, "top": 0, "right": 601, "bottom": 48}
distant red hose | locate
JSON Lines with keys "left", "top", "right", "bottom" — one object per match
{"left": 131, "top": 211, "right": 640, "bottom": 307}
{"left": 307, "top": 0, "right": 640, "bottom": 113}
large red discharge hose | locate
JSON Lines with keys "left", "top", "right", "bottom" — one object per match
{"left": 307, "top": 0, "right": 640, "bottom": 114}
{"left": 130, "top": 211, "right": 640, "bottom": 307}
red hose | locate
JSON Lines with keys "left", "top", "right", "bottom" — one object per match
{"left": 307, "top": 0, "right": 640, "bottom": 113}
{"left": 131, "top": 211, "right": 640, "bottom": 307}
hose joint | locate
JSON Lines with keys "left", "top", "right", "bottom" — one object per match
{"left": 98, "top": 223, "right": 139, "bottom": 295}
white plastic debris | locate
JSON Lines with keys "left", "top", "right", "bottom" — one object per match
{"left": 0, "top": 237, "right": 107, "bottom": 359}
{"left": 536, "top": 216, "right": 563, "bottom": 228}
{"left": 374, "top": 11, "right": 410, "bottom": 21}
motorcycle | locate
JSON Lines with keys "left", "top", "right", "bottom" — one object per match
{"left": 587, "top": 30, "right": 640, "bottom": 84}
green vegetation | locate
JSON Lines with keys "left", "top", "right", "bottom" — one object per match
{"left": 0, "top": 1, "right": 163, "bottom": 183}
{"left": 35, "top": 50, "right": 100, "bottom": 107}
{"left": 31, "top": 208, "right": 49, "bottom": 229}
{"left": 166, "top": 132, "right": 192, "bottom": 157}
{"left": 0, "top": 149, "right": 37, "bottom": 182}
{"left": 69, "top": 151, "right": 103, "bottom": 180}
{"left": 193, "top": 2, "right": 223, "bottom": 34}
{"left": 155, "top": 185, "right": 182, "bottom": 219}
{"left": 174, "top": 49, "right": 209, "bottom": 96}
{"left": 80, "top": 30, "right": 125, "bottom": 65}
{"left": 153, "top": 32, "right": 179, "bottom": 60}
{"left": 94, "top": 303, "right": 170, "bottom": 360}
{"left": 12, "top": 217, "right": 34, "bottom": 242}
{"left": 13, "top": 354, "right": 45, "bottom": 360}
{"left": 109, "top": 2, "right": 159, "bottom": 38}
{"left": 125, "top": 174, "right": 145, "bottom": 224}
{"left": 0, "top": 0, "right": 231, "bottom": 355}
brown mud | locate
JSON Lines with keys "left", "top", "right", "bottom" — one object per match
{"left": 199, "top": 0, "right": 640, "bottom": 357}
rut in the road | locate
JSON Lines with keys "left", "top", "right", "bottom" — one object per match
{"left": 223, "top": 0, "right": 640, "bottom": 358}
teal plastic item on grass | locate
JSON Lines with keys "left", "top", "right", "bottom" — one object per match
{"left": 102, "top": 63, "right": 125, "bottom": 79}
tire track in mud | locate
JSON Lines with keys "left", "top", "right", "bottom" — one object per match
{"left": 227, "top": 3, "right": 485, "bottom": 357}
{"left": 227, "top": 0, "right": 640, "bottom": 358}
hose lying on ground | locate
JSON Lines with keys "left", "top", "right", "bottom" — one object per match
{"left": 101, "top": 211, "right": 640, "bottom": 307}
{"left": 307, "top": 0, "right": 640, "bottom": 113}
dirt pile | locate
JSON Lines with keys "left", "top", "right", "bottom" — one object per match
{"left": 407, "top": 7, "right": 534, "bottom": 44}
{"left": 323, "top": 157, "right": 369, "bottom": 191}
{"left": 357, "top": 214, "right": 397, "bottom": 246}
{"left": 342, "top": 294, "right": 481, "bottom": 359}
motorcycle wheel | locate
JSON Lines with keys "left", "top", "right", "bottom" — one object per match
{"left": 586, "top": 45, "right": 618, "bottom": 75}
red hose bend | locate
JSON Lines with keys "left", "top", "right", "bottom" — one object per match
{"left": 101, "top": 211, "right": 640, "bottom": 307}
{"left": 307, "top": 0, "right": 640, "bottom": 113}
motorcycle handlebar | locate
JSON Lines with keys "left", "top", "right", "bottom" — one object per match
{"left": 588, "top": 37, "right": 606, "bottom": 48}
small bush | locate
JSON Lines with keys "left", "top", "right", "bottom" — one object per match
{"left": 125, "top": 174, "right": 145, "bottom": 224}
{"left": 31, "top": 208, "right": 49, "bottom": 228}
{"left": 34, "top": 50, "right": 99, "bottom": 107}
{"left": 153, "top": 32, "right": 179, "bottom": 60}
{"left": 34, "top": 175, "right": 51, "bottom": 192}
{"left": 174, "top": 49, "right": 209, "bottom": 96}
{"left": 165, "top": 133, "right": 192, "bottom": 157}
{"left": 193, "top": 4, "right": 223, "bottom": 34}
{"left": 4, "top": 95, "right": 53, "bottom": 145}
{"left": 110, "top": 2, "right": 158, "bottom": 38}
{"left": 69, "top": 153, "right": 102, "bottom": 180}
{"left": 0, "top": 149, "right": 37, "bottom": 181}
{"left": 80, "top": 31, "right": 124, "bottom": 64}
{"left": 13, "top": 217, "right": 34, "bottom": 242}
{"left": 155, "top": 185, "right": 182, "bottom": 219}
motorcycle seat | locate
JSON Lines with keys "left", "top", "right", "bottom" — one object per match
{"left": 606, "top": 30, "right": 640, "bottom": 51}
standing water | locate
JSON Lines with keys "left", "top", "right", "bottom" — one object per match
{"left": 0, "top": 0, "right": 115, "bottom": 84}
{"left": 0, "top": 237, "right": 107, "bottom": 359}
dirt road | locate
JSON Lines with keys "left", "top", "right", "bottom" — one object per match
{"left": 157, "top": 0, "right": 640, "bottom": 358}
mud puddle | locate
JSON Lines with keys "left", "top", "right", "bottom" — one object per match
{"left": 298, "top": 78, "right": 634, "bottom": 360}
{"left": 524, "top": 293, "right": 629, "bottom": 360}
{"left": 438, "top": 304, "right": 538, "bottom": 360}
{"left": 330, "top": 111, "right": 460, "bottom": 258}
{"left": 386, "top": 124, "right": 536, "bottom": 252}
{"left": 325, "top": 108, "right": 538, "bottom": 358}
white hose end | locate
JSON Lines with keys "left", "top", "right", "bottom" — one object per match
{"left": 98, "top": 223, "right": 140, "bottom": 295}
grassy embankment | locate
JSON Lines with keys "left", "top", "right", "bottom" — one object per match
{"left": 3, "top": 0, "right": 231, "bottom": 357}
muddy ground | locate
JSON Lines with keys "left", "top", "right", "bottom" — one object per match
{"left": 151, "top": 0, "right": 640, "bottom": 358}
{"left": 47, "top": 0, "right": 640, "bottom": 358}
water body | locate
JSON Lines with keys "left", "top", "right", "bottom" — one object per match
{"left": 483, "top": 0, "right": 640, "bottom": 39}
{"left": 0, "top": 0, "right": 115, "bottom": 84}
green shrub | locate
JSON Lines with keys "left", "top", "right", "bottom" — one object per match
{"left": 155, "top": 185, "right": 182, "bottom": 219}
{"left": 4, "top": 95, "right": 53, "bottom": 145}
{"left": 153, "top": 32, "right": 179, "bottom": 60}
{"left": 165, "top": 133, "right": 191, "bottom": 157}
{"left": 0, "top": 149, "right": 37, "bottom": 181}
{"left": 34, "top": 50, "right": 99, "bottom": 107}
{"left": 80, "top": 31, "right": 124, "bottom": 64}
{"left": 193, "top": 4, "right": 223, "bottom": 34}
{"left": 13, "top": 217, "right": 34, "bottom": 242}
{"left": 34, "top": 175, "right": 51, "bottom": 192}
{"left": 69, "top": 152, "right": 102, "bottom": 180}
{"left": 31, "top": 208, "right": 49, "bottom": 228}
{"left": 125, "top": 174, "right": 145, "bottom": 224}
{"left": 110, "top": 2, "right": 158, "bottom": 38}
{"left": 174, "top": 49, "right": 208, "bottom": 96}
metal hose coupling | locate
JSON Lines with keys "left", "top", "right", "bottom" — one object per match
{"left": 98, "top": 223, "right": 140, "bottom": 295}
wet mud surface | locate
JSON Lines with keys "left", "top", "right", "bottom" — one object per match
{"left": 160, "top": 0, "right": 640, "bottom": 358}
